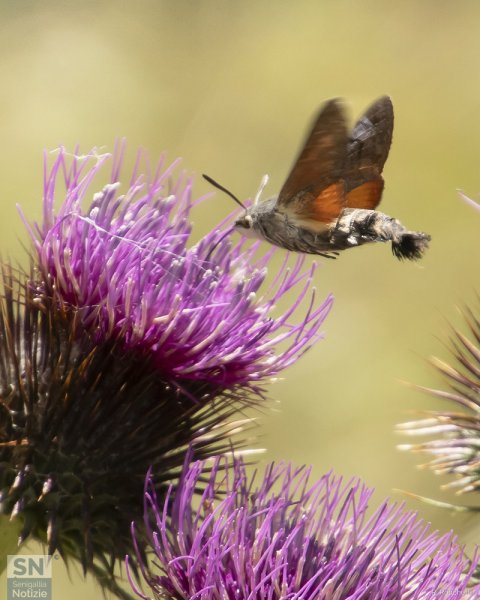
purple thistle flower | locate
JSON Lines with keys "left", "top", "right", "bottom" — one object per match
{"left": 396, "top": 194, "right": 480, "bottom": 508}
{"left": 0, "top": 144, "right": 331, "bottom": 597}
{"left": 24, "top": 145, "right": 331, "bottom": 387}
{"left": 397, "top": 304, "right": 480, "bottom": 499}
{"left": 128, "top": 457, "right": 479, "bottom": 599}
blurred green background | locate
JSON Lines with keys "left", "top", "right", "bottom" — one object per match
{"left": 1, "top": 0, "right": 480, "bottom": 597}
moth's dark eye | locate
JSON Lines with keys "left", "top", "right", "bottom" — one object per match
{"left": 235, "top": 215, "right": 253, "bottom": 229}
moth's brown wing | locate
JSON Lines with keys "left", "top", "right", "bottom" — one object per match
{"left": 277, "top": 98, "right": 349, "bottom": 223}
{"left": 345, "top": 95, "right": 394, "bottom": 210}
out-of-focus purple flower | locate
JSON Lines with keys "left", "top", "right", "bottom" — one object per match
{"left": 0, "top": 144, "right": 332, "bottom": 598}
{"left": 459, "top": 190, "right": 480, "bottom": 211}
{"left": 397, "top": 305, "right": 480, "bottom": 498}
{"left": 128, "top": 457, "right": 479, "bottom": 599}
{"left": 24, "top": 145, "right": 332, "bottom": 388}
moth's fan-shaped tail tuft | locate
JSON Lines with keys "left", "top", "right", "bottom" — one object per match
{"left": 391, "top": 232, "right": 431, "bottom": 261}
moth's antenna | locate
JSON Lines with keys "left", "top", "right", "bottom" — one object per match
{"left": 254, "top": 174, "right": 269, "bottom": 206}
{"left": 203, "top": 174, "right": 246, "bottom": 210}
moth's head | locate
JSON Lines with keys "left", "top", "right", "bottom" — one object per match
{"left": 234, "top": 213, "right": 254, "bottom": 231}
{"left": 202, "top": 173, "right": 268, "bottom": 239}
{"left": 234, "top": 211, "right": 264, "bottom": 240}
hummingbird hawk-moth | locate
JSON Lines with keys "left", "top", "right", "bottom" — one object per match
{"left": 205, "top": 96, "right": 430, "bottom": 260}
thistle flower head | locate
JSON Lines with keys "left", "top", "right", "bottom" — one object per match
{"left": 25, "top": 145, "right": 331, "bottom": 387}
{"left": 397, "top": 304, "right": 480, "bottom": 497}
{"left": 128, "top": 457, "right": 478, "bottom": 599}
{"left": 0, "top": 145, "right": 332, "bottom": 595}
